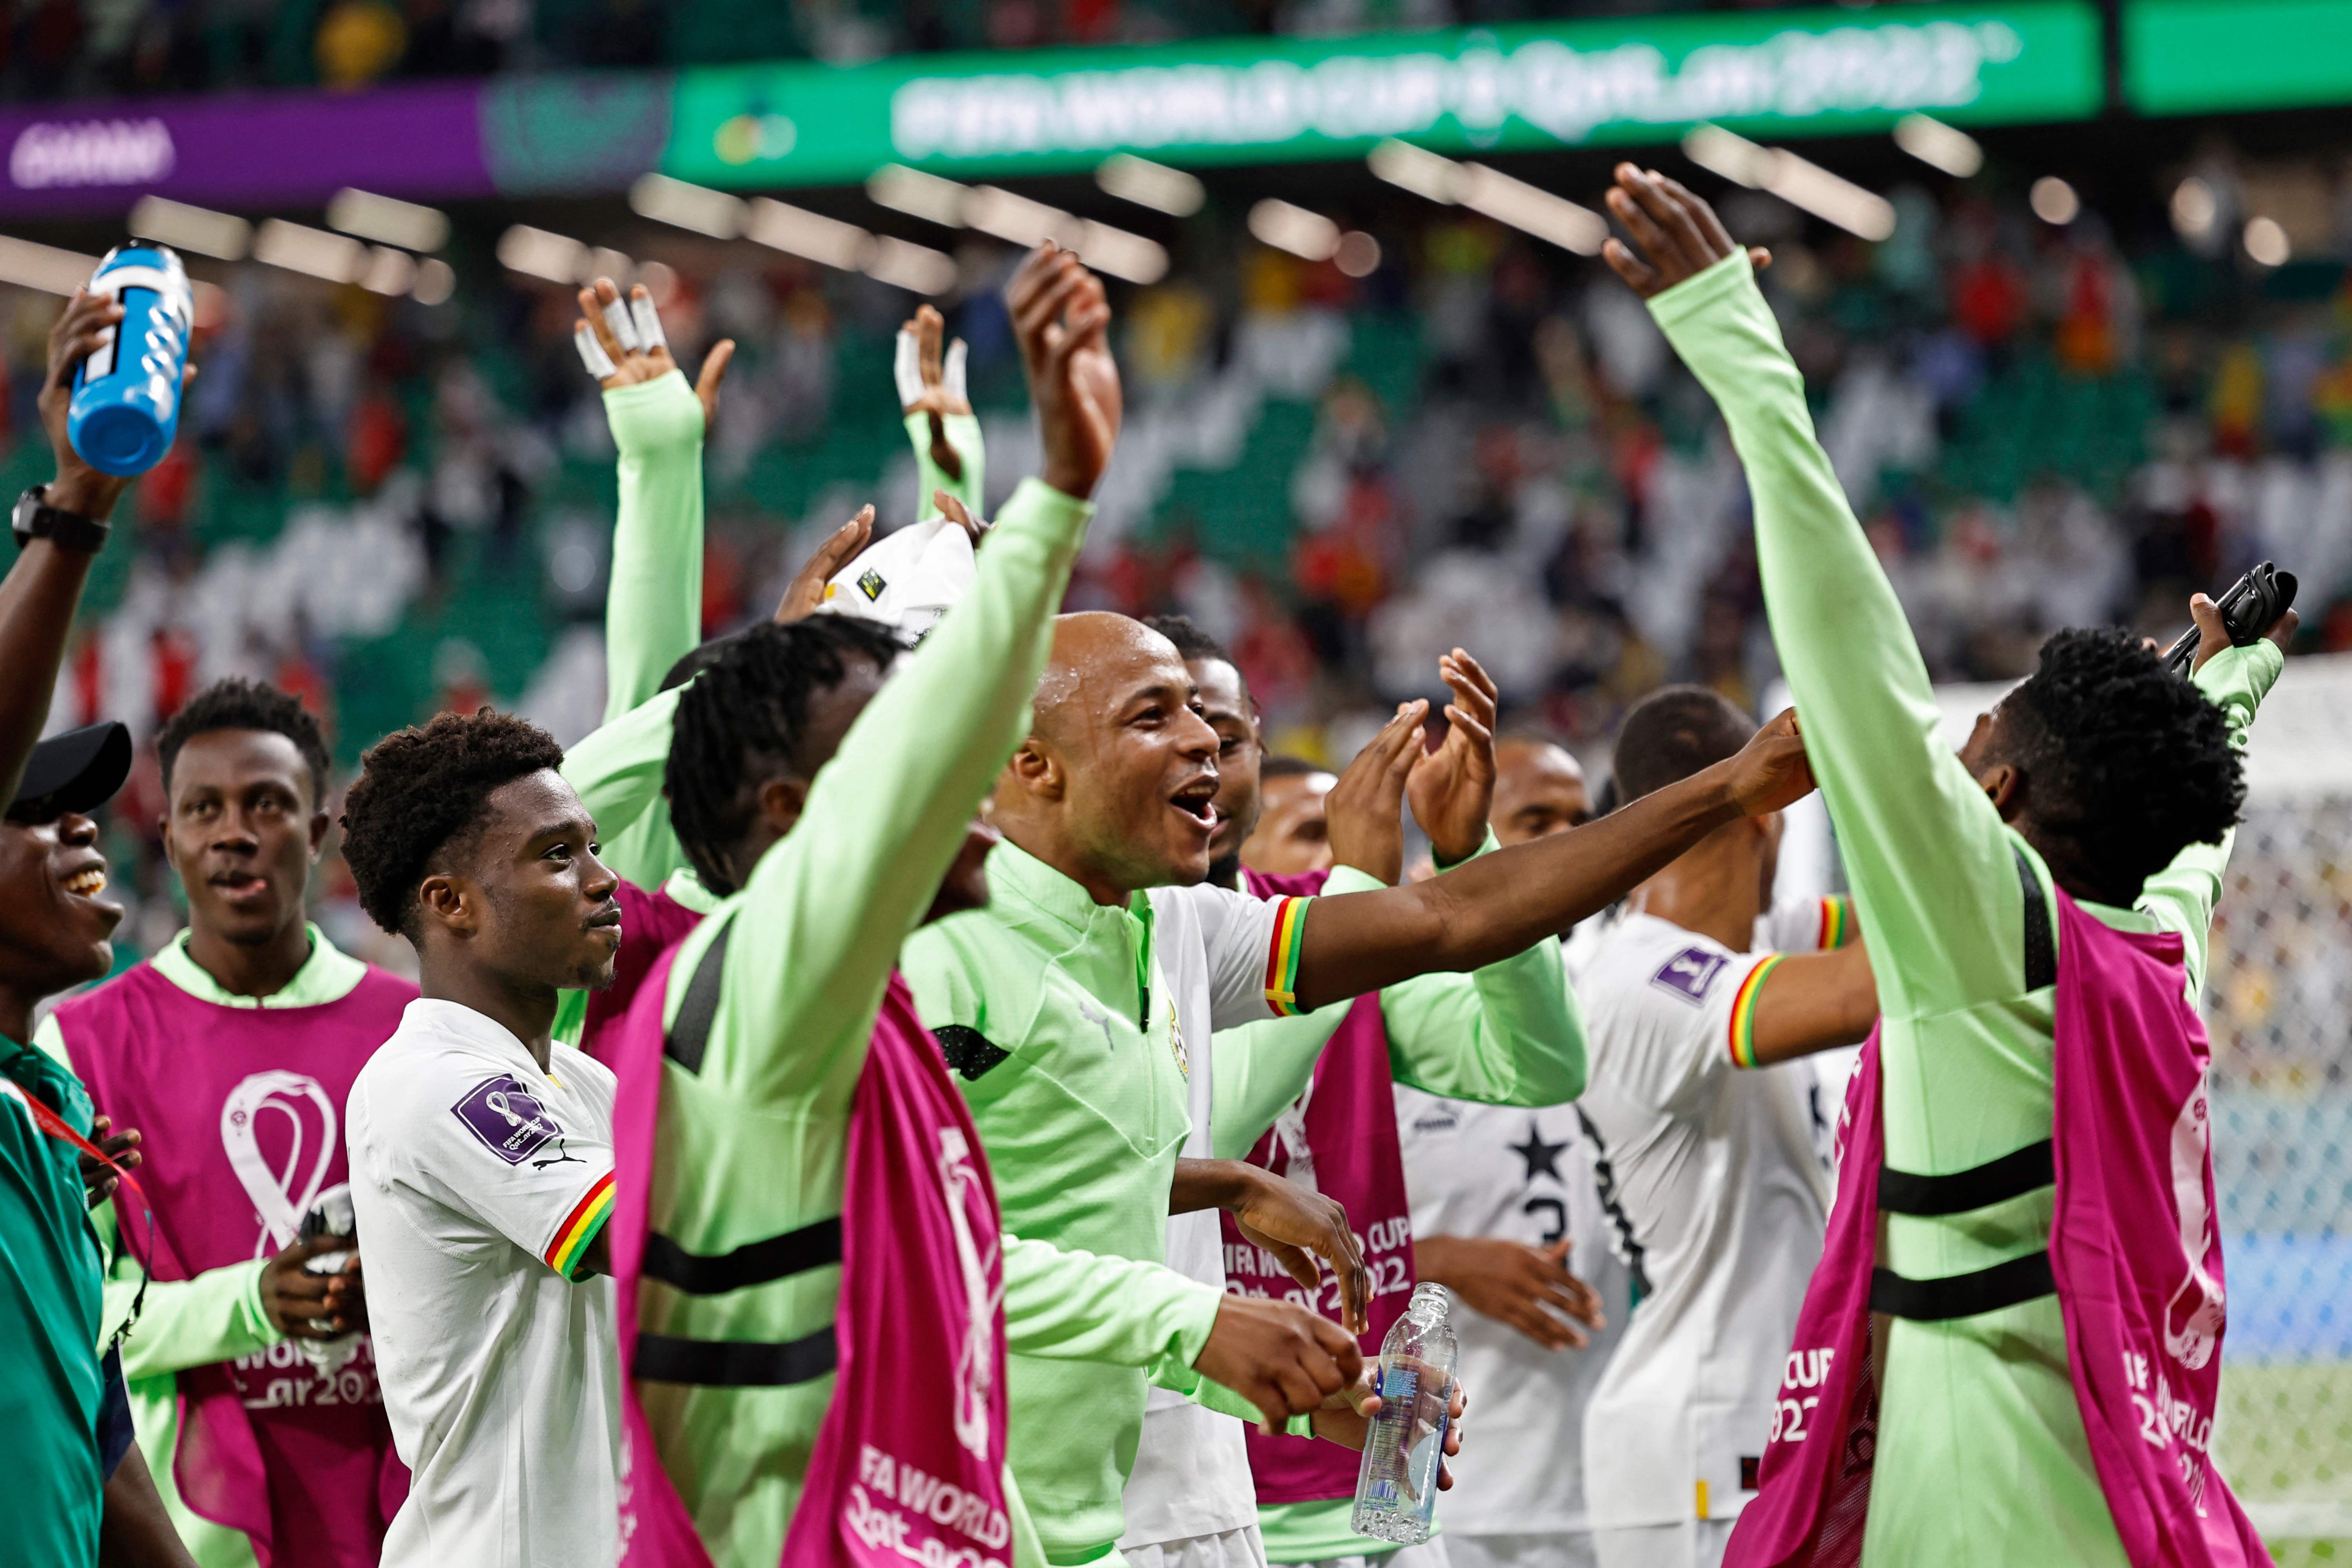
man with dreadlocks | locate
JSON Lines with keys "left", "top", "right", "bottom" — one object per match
{"left": 1599, "top": 165, "right": 2285, "bottom": 1568}
{"left": 551, "top": 281, "right": 987, "bottom": 1059}
{"left": 592, "top": 244, "right": 1370, "bottom": 1568}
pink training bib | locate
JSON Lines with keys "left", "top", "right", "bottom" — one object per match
{"left": 57, "top": 961, "right": 414, "bottom": 1568}
{"left": 610, "top": 940, "right": 1016, "bottom": 1568}
{"left": 1725, "top": 884, "right": 2265, "bottom": 1568}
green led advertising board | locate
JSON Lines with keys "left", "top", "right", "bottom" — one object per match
{"left": 664, "top": 1, "right": 2102, "bottom": 189}
{"left": 2126, "top": 0, "right": 2352, "bottom": 116}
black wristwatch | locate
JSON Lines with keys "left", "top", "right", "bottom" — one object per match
{"left": 13, "top": 486, "right": 111, "bottom": 554}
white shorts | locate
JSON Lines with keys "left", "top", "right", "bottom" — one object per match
{"left": 1446, "top": 1532, "right": 1598, "bottom": 1568}
{"left": 1293, "top": 1538, "right": 1454, "bottom": 1568}
{"left": 1124, "top": 1524, "right": 1271, "bottom": 1568}
{"left": 1590, "top": 1521, "right": 1733, "bottom": 1568}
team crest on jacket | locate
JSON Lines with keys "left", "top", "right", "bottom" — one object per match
{"left": 1170, "top": 1013, "right": 1189, "bottom": 1080}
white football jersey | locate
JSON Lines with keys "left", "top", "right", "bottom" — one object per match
{"left": 1572, "top": 910, "right": 1832, "bottom": 1532}
{"left": 1394, "top": 1076, "right": 1631, "bottom": 1538}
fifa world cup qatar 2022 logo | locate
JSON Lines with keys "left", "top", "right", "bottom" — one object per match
{"left": 2163, "top": 1073, "right": 2226, "bottom": 1372}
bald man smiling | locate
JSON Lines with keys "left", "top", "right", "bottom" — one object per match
{"left": 902, "top": 613, "right": 1822, "bottom": 1568}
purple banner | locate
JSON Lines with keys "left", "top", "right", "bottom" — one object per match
{"left": 0, "top": 82, "right": 494, "bottom": 217}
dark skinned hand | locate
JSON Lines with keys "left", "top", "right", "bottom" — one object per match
{"left": 260, "top": 1233, "right": 363, "bottom": 1339}
{"left": 900, "top": 302, "right": 973, "bottom": 481}
{"left": 42, "top": 287, "right": 198, "bottom": 520}
{"left": 1006, "top": 243, "right": 1121, "bottom": 500}
{"left": 1599, "top": 163, "right": 1774, "bottom": 301}
{"left": 1324, "top": 699, "right": 1431, "bottom": 886}
{"left": 1415, "top": 1234, "right": 1604, "bottom": 1351}
{"left": 80, "top": 1115, "right": 141, "bottom": 1209}
{"left": 1405, "top": 649, "right": 1501, "bottom": 868}
{"left": 575, "top": 278, "right": 734, "bottom": 433}
{"left": 1227, "top": 1164, "right": 1370, "bottom": 1336}
{"left": 773, "top": 505, "right": 875, "bottom": 624}
{"left": 1192, "top": 1293, "right": 1364, "bottom": 1435}
{"left": 1727, "top": 708, "right": 1816, "bottom": 815}
{"left": 1309, "top": 1367, "right": 1469, "bottom": 1495}
{"left": 2188, "top": 589, "right": 2298, "bottom": 674}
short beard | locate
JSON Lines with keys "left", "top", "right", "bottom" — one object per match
{"left": 1207, "top": 850, "right": 1243, "bottom": 889}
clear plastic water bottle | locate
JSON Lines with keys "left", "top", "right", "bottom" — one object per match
{"left": 1351, "top": 1281, "right": 1458, "bottom": 1545}
{"left": 67, "top": 244, "right": 192, "bottom": 477}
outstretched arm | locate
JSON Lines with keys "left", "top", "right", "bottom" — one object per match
{"left": 706, "top": 245, "right": 1123, "bottom": 1103}
{"left": 1289, "top": 709, "right": 1813, "bottom": 1011}
{"left": 1606, "top": 166, "right": 2019, "bottom": 1020}
{"left": 2135, "top": 598, "right": 2291, "bottom": 991}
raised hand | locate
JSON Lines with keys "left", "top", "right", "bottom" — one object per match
{"left": 933, "top": 488, "right": 987, "bottom": 545}
{"left": 2189, "top": 589, "right": 2298, "bottom": 675}
{"left": 773, "top": 505, "right": 876, "bottom": 624}
{"left": 1724, "top": 708, "right": 1816, "bottom": 816}
{"left": 1601, "top": 164, "right": 1773, "bottom": 301}
{"left": 1406, "top": 649, "right": 1500, "bottom": 868}
{"left": 1323, "top": 701, "right": 1428, "bottom": 886}
{"left": 1007, "top": 243, "right": 1121, "bottom": 500}
{"left": 574, "top": 278, "right": 735, "bottom": 434}
{"left": 897, "top": 303, "right": 973, "bottom": 482}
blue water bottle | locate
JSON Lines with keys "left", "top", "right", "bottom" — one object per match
{"left": 68, "top": 245, "right": 193, "bottom": 477}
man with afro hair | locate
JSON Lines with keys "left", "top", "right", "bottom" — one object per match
{"left": 338, "top": 707, "right": 625, "bottom": 1568}
{"left": 40, "top": 677, "right": 412, "bottom": 1568}
{"left": 1607, "top": 167, "right": 2287, "bottom": 1568}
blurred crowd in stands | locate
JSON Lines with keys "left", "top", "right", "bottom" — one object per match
{"left": 7, "top": 145, "right": 2352, "bottom": 970}
{"left": 6, "top": 0, "right": 1935, "bottom": 98}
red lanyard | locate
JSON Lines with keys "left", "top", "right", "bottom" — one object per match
{"left": 0, "top": 1076, "right": 145, "bottom": 1201}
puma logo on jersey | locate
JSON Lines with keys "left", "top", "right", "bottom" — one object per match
{"left": 1651, "top": 946, "right": 1730, "bottom": 1004}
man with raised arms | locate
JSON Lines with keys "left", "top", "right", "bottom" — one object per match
{"left": 580, "top": 245, "right": 1370, "bottom": 1568}
{"left": 41, "top": 678, "right": 412, "bottom": 1568}
{"left": 1144, "top": 613, "right": 1594, "bottom": 1568}
{"left": 903, "top": 606, "right": 1816, "bottom": 1568}
{"left": 1601, "top": 165, "right": 2283, "bottom": 1567}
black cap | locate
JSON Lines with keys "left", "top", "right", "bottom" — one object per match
{"left": 7, "top": 721, "right": 132, "bottom": 822}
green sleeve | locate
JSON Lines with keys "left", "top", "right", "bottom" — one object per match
{"left": 2136, "top": 641, "right": 2283, "bottom": 991}
{"left": 909, "top": 412, "right": 985, "bottom": 522}
{"left": 557, "top": 684, "right": 688, "bottom": 891}
{"left": 1000, "top": 1232, "right": 1221, "bottom": 1366}
{"left": 1210, "top": 1008, "right": 1347, "bottom": 1161}
{"left": 1377, "top": 841, "right": 1587, "bottom": 1105}
{"left": 1650, "top": 253, "right": 2022, "bottom": 1021}
{"left": 692, "top": 478, "right": 1093, "bottom": 1105}
{"left": 602, "top": 372, "right": 706, "bottom": 724}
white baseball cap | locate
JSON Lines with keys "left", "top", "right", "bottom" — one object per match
{"left": 816, "top": 515, "right": 976, "bottom": 640}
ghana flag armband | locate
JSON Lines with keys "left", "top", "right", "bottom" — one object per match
{"left": 547, "top": 1172, "right": 616, "bottom": 1278}
{"left": 1817, "top": 896, "right": 1853, "bottom": 950}
{"left": 1728, "top": 955, "right": 1784, "bottom": 1070}
{"left": 1263, "top": 896, "right": 1313, "bottom": 1017}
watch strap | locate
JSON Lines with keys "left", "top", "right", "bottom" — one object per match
{"left": 14, "top": 488, "right": 110, "bottom": 554}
